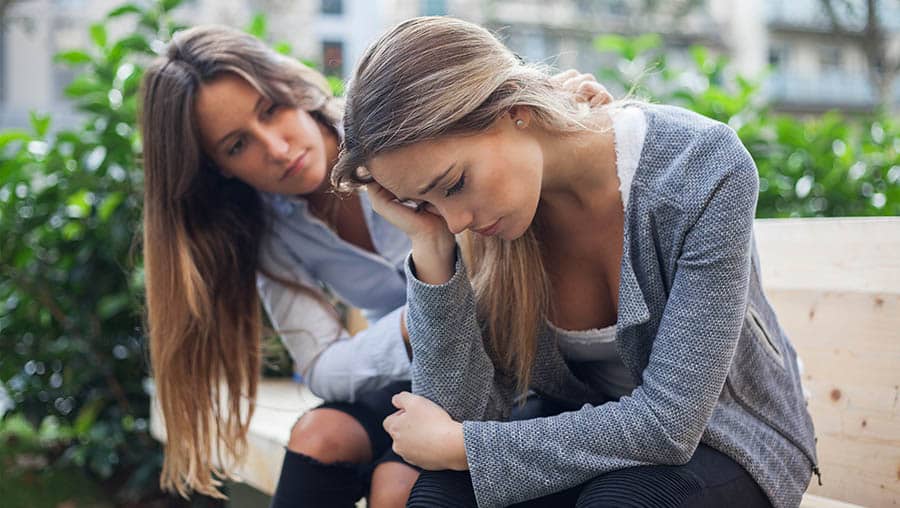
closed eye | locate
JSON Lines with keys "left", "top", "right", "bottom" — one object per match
{"left": 227, "top": 136, "right": 246, "bottom": 156}
{"left": 262, "top": 102, "right": 280, "bottom": 118}
{"left": 444, "top": 173, "right": 465, "bottom": 197}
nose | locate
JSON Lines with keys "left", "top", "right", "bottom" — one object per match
{"left": 259, "top": 127, "right": 290, "bottom": 162}
{"left": 441, "top": 204, "right": 474, "bottom": 235}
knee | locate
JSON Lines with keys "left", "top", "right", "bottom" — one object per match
{"left": 368, "top": 462, "right": 419, "bottom": 508}
{"left": 287, "top": 408, "right": 372, "bottom": 464}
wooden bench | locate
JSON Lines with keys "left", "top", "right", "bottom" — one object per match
{"left": 151, "top": 217, "right": 900, "bottom": 507}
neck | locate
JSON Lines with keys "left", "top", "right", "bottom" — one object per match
{"left": 304, "top": 122, "right": 343, "bottom": 220}
{"left": 535, "top": 110, "right": 619, "bottom": 223}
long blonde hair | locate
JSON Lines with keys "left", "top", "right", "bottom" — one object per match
{"left": 139, "top": 25, "right": 340, "bottom": 498}
{"left": 333, "top": 16, "right": 594, "bottom": 395}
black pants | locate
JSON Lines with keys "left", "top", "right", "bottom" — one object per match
{"left": 407, "top": 396, "right": 772, "bottom": 508}
{"left": 269, "top": 381, "right": 416, "bottom": 508}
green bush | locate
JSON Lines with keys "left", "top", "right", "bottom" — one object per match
{"left": 0, "top": 2, "right": 182, "bottom": 504}
{"left": 0, "top": 1, "right": 288, "bottom": 505}
{"left": 594, "top": 34, "right": 899, "bottom": 217}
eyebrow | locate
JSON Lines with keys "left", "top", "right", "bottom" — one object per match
{"left": 416, "top": 163, "right": 455, "bottom": 196}
{"left": 214, "top": 95, "right": 266, "bottom": 150}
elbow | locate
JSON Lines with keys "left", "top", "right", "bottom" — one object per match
{"left": 666, "top": 438, "right": 699, "bottom": 465}
{"left": 304, "top": 362, "right": 354, "bottom": 403}
{"left": 654, "top": 427, "right": 702, "bottom": 465}
{"left": 304, "top": 373, "right": 329, "bottom": 400}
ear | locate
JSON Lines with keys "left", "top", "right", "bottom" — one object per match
{"left": 508, "top": 106, "right": 533, "bottom": 128}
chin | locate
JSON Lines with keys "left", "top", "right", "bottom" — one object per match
{"left": 301, "top": 168, "right": 329, "bottom": 194}
{"left": 502, "top": 220, "right": 529, "bottom": 241}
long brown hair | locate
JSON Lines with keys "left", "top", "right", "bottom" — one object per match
{"left": 139, "top": 25, "right": 340, "bottom": 498}
{"left": 333, "top": 17, "right": 597, "bottom": 395}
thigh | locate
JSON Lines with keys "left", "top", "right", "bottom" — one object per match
{"left": 575, "top": 444, "right": 772, "bottom": 508}
{"left": 406, "top": 470, "right": 478, "bottom": 508}
{"left": 407, "top": 468, "right": 581, "bottom": 508}
{"left": 678, "top": 444, "right": 772, "bottom": 508}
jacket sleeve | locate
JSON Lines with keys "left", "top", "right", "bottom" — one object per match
{"left": 257, "top": 270, "right": 410, "bottom": 404}
{"left": 404, "top": 252, "right": 516, "bottom": 423}
{"left": 407, "top": 125, "right": 760, "bottom": 507}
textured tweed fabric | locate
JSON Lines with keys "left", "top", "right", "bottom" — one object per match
{"left": 404, "top": 104, "right": 817, "bottom": 508}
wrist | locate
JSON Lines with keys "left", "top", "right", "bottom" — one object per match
{"left": 410, "top": 235, "right": 456, "bottom": 285}
{"left": 448, "top": 422, "right": 469, "bottom": 471}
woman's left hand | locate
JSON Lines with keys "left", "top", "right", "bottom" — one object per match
{"left": 550, "top": 69, "right": 613, "bottom": 106}
{"left": 383, "top": 391, "right": 468, "bottom": 471}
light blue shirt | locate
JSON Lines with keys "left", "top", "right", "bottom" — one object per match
{"left": 256, "top": 190, "right": 412, "bottom": 402}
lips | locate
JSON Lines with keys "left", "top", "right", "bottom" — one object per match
{"left": 280, "top": 150, "right": 308, "bottom": 181}
{"left": 473, "top": 218, "right": 501, "bottom": 237}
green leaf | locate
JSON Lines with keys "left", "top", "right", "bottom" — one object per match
{"left": 106, "top": 3, "right": 142, "bottom": 18}
{"left": 62, "top": 222, "right": 84, "bottom": 240}
{"left": 54, "top": 50, "right": 93, "bottom": 66}
{"left": 89, "top": 23, "right": 108, "bottom": 49}
{"left": 66, "top": 189, "right": 92, "bottom": 218}
{"left": 97, "top": 192, "right": 124, "bottom": 222}
{"left": 38, "top": 415, "right": 75, "bottom": 442}
{"left": 29, "top": 111, "right": 51, "bottom": 137}
{"left": 64, "top": 75, "right": 104, "bottom": 98}
{"left": 111, "top": 34, "right": 151, "bottom": 55}
{"left": 689, "top": 45, "right": 708, "bottom": 69}
{"left": 97, "top": 294, "right": 129, "bottom": 319}
{"left": 161, "top": 0, "right": 183, "bottom": 12}
{"left": 74, "top": 398, "right": 105, "bottom": 437}
{"left": 593, "top": 35, "right": 627, "bottom": 54}
{"left": 273, "top": 41, "right": 292, "bottom": 55}
{"left": 247, "top": 13, "right": 267, "bottom": 38}
{"left": 0, "top": 413, "right": 37, "bottom": 441}
{"left": 0, "top": 130, "right": 31, "bottom": 149}
{"left": 327, "top": 75, "right": 344, "bottom": 96}
{"left": 632, "top": 34, "right": 662, "bottom": 55}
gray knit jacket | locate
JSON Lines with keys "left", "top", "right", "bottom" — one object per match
{"left": 404, "top": 104, "right": 818, "bottom": 508}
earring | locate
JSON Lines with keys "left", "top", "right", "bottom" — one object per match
{"left": 515, "top": 119, "right": 525, "bottom": 128}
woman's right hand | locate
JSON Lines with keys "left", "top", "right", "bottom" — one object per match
{"left": 367, "top": 182, "right": 456, "bottom": 284}
{"left": 366, "top": 182, "right": 448, "bottom": 239}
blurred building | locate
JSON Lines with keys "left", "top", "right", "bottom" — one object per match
{"left": 1, "top": 0, "right": 899, "bottom": 131}
{"left": 468, "top": 0, "right": 730, "bottom": 82}
{"left": 761, "top": 0, "right": 900, "bottom": 113}
{"left": 0, "top": 0, "right": 447, "bottom": 130}
{"left": 470, "top": 0, "right": 900, "bottom": 114}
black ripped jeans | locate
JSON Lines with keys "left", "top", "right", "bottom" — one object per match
{"left": 268, "top": 381, "right": 416, "bottom": 508}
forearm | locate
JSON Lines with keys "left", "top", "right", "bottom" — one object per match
{"left": 305, "top": 306, "right": 411, "bottom": 402}
{"left": 405, "top": 252, "right": 513, "bottom": 421}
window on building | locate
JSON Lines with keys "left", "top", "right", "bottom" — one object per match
{"left": 322, "top": 40, "right": 344, "bottom": 78}
{"left": 768, "top": 45, "right": 788, "bottom": 68}
{"left": 819, "top": 46, "right": 843, "bottom": 72}
{"left": 321, "top": 0, "right": 343, "bottom": 15}
{"left": 420, "top": 0, "right": 447, "bottom": 16}
{"left": 0, "top": 24, "right": 5, "bottom": 104}
{"left": 53, "top": 18, "right": 81, "bottom": 103}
